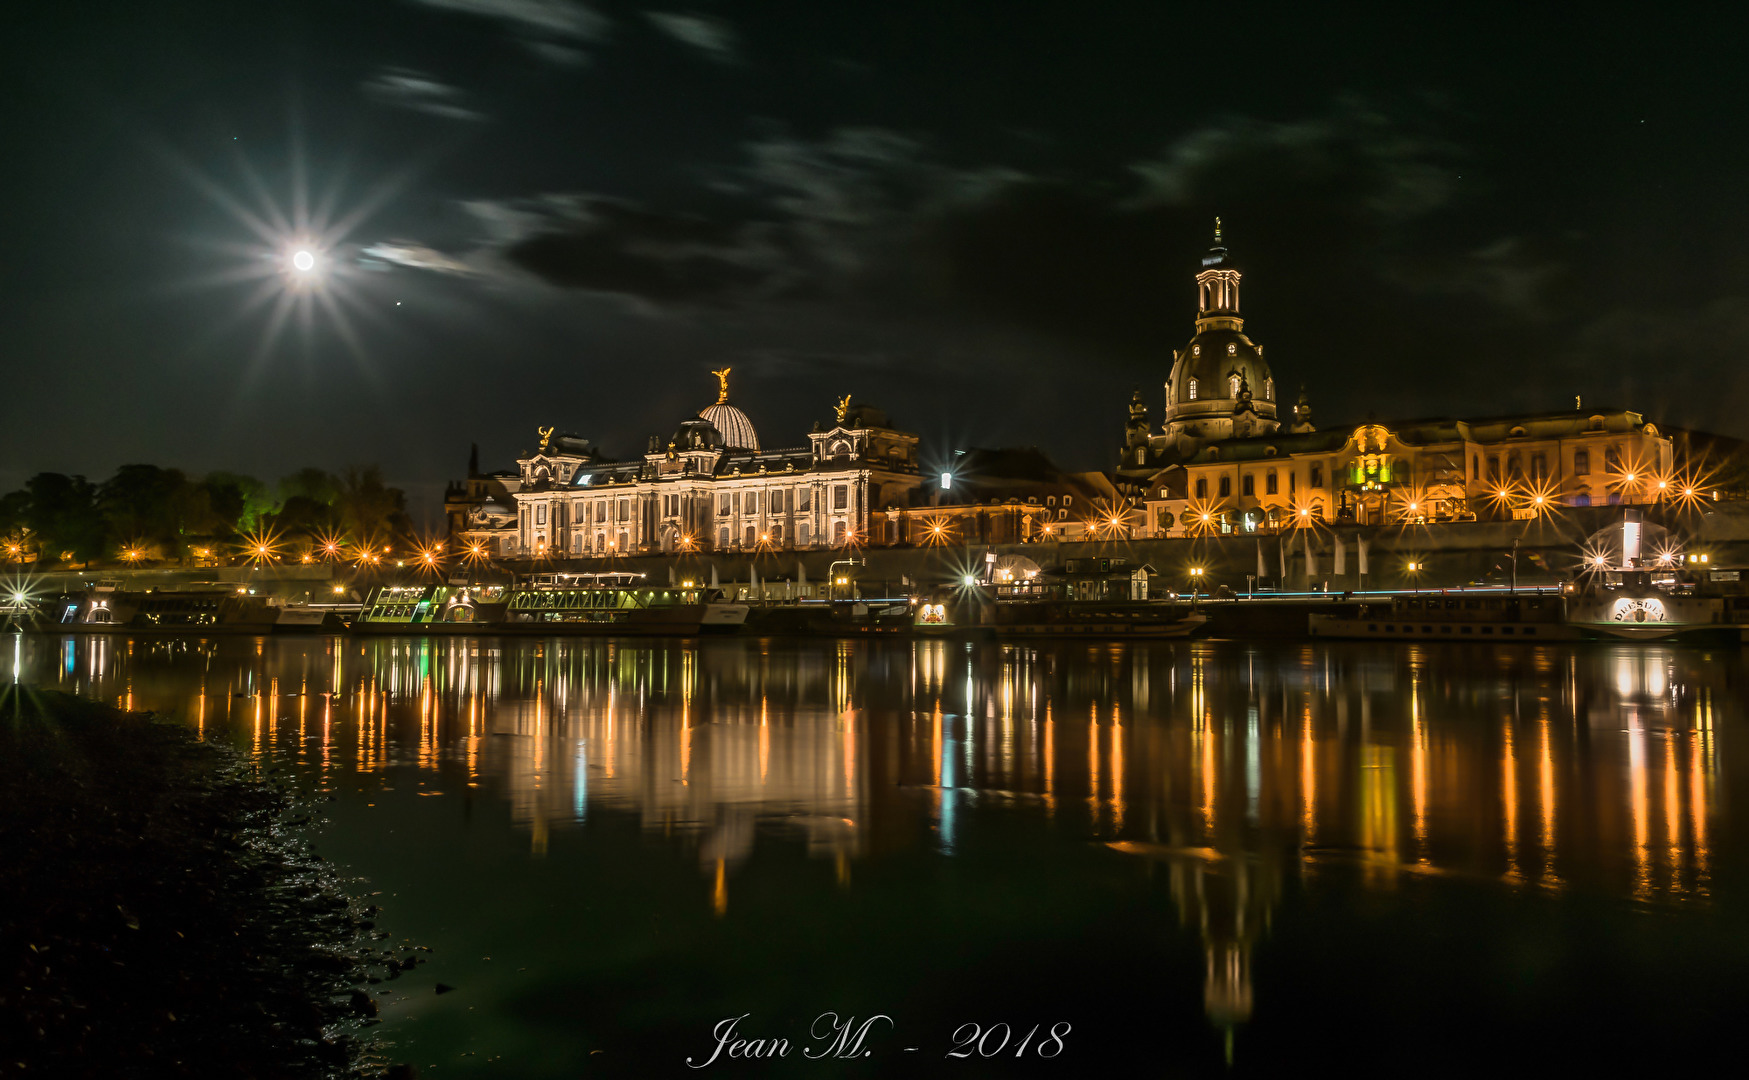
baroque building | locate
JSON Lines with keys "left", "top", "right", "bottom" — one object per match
{"left": 504, "top": 371, "right": 926, "bottom": 558}
{"left": 1121, "top": 223, "right": 1675, "bottom": 537}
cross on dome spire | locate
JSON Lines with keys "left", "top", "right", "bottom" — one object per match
{"left": 1214, "top": 216, "right": 1222, "bottom": 245}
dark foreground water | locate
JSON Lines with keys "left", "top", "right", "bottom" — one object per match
{"left": 10, "top": 632, "right": 1748, "bottom": 1076}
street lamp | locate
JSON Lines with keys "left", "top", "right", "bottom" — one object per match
{"left": 1188, "top": 565, "right": 1205, "bottom": 604}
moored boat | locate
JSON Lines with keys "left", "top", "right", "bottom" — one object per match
{"left": 352, "top": 573, "right": 748, "bottom": 635}
{"left": 1310, "top": 591, "right": 1575, "bottom": 641}
{"left": 45, "top": 585, "right": 281, "bottom": 634}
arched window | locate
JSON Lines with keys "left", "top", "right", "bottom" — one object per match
{"left": 718, "top": 528, "right": 729, "bottom": 548}
{"left": 1264, "top": 377, "right": 1274, "bottom": 401}
{"left": 833, "top": 521, "right": 847, "bottom": 544}
{"left": 772, "top": 524, "right": 784, "bottom": 545}
{"left": 744, "top": 526, "right": 756, "bottom": 547}
{"left": 617, "top": 530, "right": 628, "bottom": 551}
{"left": 1188, "top": 378, "right": 1198, "bottom": 400}
{"left": 1229, "top": 374, "right": 1241, "bottom": 397}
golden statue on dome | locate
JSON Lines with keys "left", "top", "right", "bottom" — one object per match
{"left": 710, "top": 367, "right": 732, "bottom": 404}
{"left": 537, "top": 426, "right": 554, "bottom": 451}
{"left": 834, "top": 394, "right": 852, "bottom": 422}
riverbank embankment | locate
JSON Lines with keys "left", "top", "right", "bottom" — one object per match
{"left": 0, "top": 687, "right": 411, "bottom": 1077}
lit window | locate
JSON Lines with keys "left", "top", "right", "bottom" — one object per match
{"left": 1264, "top": 377, "right": 1273, "bottom": 401}
{"left": 1188, "top": 379, "right": 1198, "bottom": 400}
{"left": 1192, "top": 345, "right": 1200, "bottom": 357}
{"left": 1227, "top": 343, "right": 1237, "bottom": 355}
{"left": 1229, "top": 374, "right": 1241, "bottom": 397}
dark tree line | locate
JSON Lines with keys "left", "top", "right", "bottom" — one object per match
{"left": 0, "top": 465, "right": 415, "bottom": 567}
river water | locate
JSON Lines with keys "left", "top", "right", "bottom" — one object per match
{"left": 10, "top": 632, "right": 1746, "bottom": 1076}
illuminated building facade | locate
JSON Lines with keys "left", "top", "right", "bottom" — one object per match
{"left": 882, "top": 446, "right": 1123, "bottom": 547}
{"left": 505, "top": 371, "right": 924, "bottom": 557}
{"left": 444, "top": 443, "right": 522, "bottom": 556}
{"left": 1121, "top": 225, "right": 1677, "bottom": 537}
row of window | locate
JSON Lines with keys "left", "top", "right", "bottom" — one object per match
{"left": 529, "top": 483, "right": 856, "bottom": 527}
{"left": 1194, "top": 466, "right": 1321, "bottom": 500}
{"left": 1181, "top": 373, "right": 1275, "bottom": 401}
{"left": 715, "top": 521, "right": 850, "bottom": 547}
{"left": 716, "top": 486, "right": 843, "bottom": 516}
{"left": 1470, "top": 446, "right": 1627, "bottom": 481}
{"left": 532, "top": 500, "right": 631, "bottom": 526}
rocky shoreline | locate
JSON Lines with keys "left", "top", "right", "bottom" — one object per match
{"left": 0, "top": 687, "right": 418, "bottom": 1077}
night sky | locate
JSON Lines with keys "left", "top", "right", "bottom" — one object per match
{"left": 6, "top": 2, "right": 1747, "bottom": 522}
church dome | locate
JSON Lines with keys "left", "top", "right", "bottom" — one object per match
{"left": 1160, "top": 221, "right": 1281, "bottom": 439}
{"left": 699, "top": 403, "right": 759, "bottom": 450}
{"left": 1166, "top": 329, "right": 1277, "bottom": 418}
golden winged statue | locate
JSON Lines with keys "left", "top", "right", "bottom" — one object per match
{"left": 538, "top": 425, "right": 554, "bottom": 451}
{"left": 710, "top": 367, "right": 732, "bottom": 405}
{"left": 834, "top": 394, "right": 852, "bottom": 423}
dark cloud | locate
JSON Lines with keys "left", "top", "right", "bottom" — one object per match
{"left": 450, "top": 104, "right": 1521, "bottom": 367}
{"left": 645, "top": 11, "right": 740, "bottom": 63}
{"left": 406, "top": 0, "right": 608, "bottom": 63}
{"left": 361, "top": 67, "right": 486, "bottom": 121}
{"left": 499, "top": 197, "right": 766, "bottom": 303}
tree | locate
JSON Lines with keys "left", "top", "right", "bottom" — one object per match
{"left": 336, "top": 466, "right": 410, "bottom": 547}
{"left": 202, "top": 472, "right": 275, "bottom": 535}
{"left": 24, "top": 474, "right": 105, "bottom": 567}
{"left": 0, "top": 489, "right": 33, "bottom": 561}
{"left": 279, "top": 467, "right": 340, "bottom": 507}
{"left": 267, "top": 495, "right": 340, "bottom": 543}
{"left": 97, "top": 464, "right": 188, "bottom": 557}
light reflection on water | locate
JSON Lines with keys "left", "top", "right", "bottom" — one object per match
{"left": 10, "top": 633, "right": 1737, "bottom": 1073}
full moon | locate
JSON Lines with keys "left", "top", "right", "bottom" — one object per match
{"left": 292, "top": 250, "right": 315, "bottom": 272}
